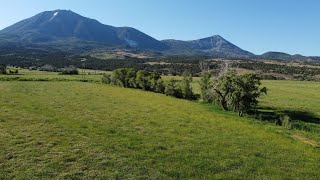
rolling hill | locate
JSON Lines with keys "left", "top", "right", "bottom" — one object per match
{"left": 0, "top": 78, "right": 319, "bottom": 178}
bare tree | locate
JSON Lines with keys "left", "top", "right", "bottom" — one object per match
{"left": 218, "top": 61, "right": 232, "bottom": 77}
{"left": 199, "top": 61, "right": 210, "bottom": 73}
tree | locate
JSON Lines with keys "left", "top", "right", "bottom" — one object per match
{"left": 211, "top": 71, "right": 267, "bottom": 116}
{"left": 199, "top": 72, "right": 212, "bottom": 102}
{"left": 165, "top": 79, "right": 182, "bottom": 98}
{"left": 180, "top": 71, "right": 194, "bottom": 100}
{"left": 102, "top": 74, "right": 112, "bottom": 84}
{"left": 0, "top": 65, "right": 7, "bottom": 74}
{"left": 228, "top": 74, "right": 267, "bottom": 116}
{"left": 59, "top": 66, "right": 79, "bottom": 75}
{"left": 39, "top": 64, "right": 57, "bottom": 72}
{"left": 136, "top": 70, "right": 151, "bottom": 90}
{"left": 125, "top": 68, "right": 137, "bottom": 88}
{"left": 155, "top": 79, "right": 165, "bottom": 93}
{"left": 113, "top": 68, "right": 135, "bottom": 87}
{"left": 149, "top": 72, "right": 161, "bottom": 91}
{"left": 9, "top": 69, "right": 18, "bottom": 74}
{"left": 212, "top": 71, "right": 236, "bottom": 111}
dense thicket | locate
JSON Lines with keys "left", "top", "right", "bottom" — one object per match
{"left": 103, "top": 68, "right": 266, "bottom": 116}
{"left": 102, "top": 68, "right": 195, "bottom": 100}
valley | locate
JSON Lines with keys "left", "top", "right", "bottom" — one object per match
{"left": 1, "top": 6, "right": 320, "bottom": 179}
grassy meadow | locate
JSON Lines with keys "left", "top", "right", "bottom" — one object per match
{"left": 0, "top": 69, "right": 320, "bottom": 178}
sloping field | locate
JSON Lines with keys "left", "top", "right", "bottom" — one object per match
{"left": 260, "top": 80, "right": 320, "bottom": 117}
{"left": 0, "top": 81, "right": 319, "bottom": 179}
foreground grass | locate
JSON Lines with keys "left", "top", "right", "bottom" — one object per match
{"left": 0, "top": 81, "right": 319, "bottom": 179}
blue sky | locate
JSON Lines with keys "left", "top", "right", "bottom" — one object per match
{"left": 0, "top": 0, "right": 319, "bottom": 55}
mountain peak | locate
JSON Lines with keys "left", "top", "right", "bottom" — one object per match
{"left": 49, "top": 11, "right": 59, "bottom": 21}
{"left": 0, "top": 10, "right": 166, "bottom": 50}
{"left": 211, "top": 35, "right": 224, "bottom": 39}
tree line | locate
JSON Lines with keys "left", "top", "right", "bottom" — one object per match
{"left": 102, "top": 68, "right": 197, "bottom": 100}
{"left": 232, "top": 61, "right": 320, "bottom": 80}
{"left": 103, "top": 67, "right": 267, "bottom": 116}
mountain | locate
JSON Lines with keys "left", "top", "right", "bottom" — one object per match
{"left": 0, "top": 10, "right": 167, "bottom": 51}
{"left": 162, "top": 35, "right": 253, "bottom": 57}
{"left": 259, "top": 52, "right": 312, "bottom": 61}
{"left": 0, "top": 10, "right": 255, "bottom": 58}
{"left": 3, "top": 10, "right": 317, "bottom": 60}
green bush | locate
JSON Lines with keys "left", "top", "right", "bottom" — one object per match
{"left": 155, "top": 79, "right": 165, "bottom": 94}
{"left": 59, "top": 66, "right": 79, "bottom": 75}
{"left": 39, "top": 64, "right": 57, "bottom": 72}
{"left": 0, "top": 65, "right": 6, "bottom": 74}
{"left": 9, "top": 69, "right": 18, "bottom": 74}
{"left": 102, "top": 74, "right": 112, "bottom": 84}
{"left": 180, "top": 71, "right": 194, "bottom": 100}
{"left": 165, "top": 79, "right": 182, "bottom": 98}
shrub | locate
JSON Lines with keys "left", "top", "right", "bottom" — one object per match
{"left": 155, "top": 79, "right": 165, "bottom": 94}
{"left": 39, "top": 64, "right": 57, "bottom": 72}
{"left": 180, "top": 71, "right": 194, "bottom": 100}
{"left": 59, "top": 66, "right": 79, "bottom": 75}
{"left": 165, "top": 79, "right": 182, "bottom": 98}
{"left": 102, "top": 74, "right": 112, "bottom": 84}
{"left": 136, "top": 70, "right": 151, "bottom": 90}
{"left": 199, "top": 72, "right": 214, "bottom": 103}
{"left": 0, "top": 65, "right": 6, "bottom": 74}
{"left": 113, "top": 68, "right": 136, "bottom": 87}
{"left": 9, "top": 69, "right": 18, "bottom": 74}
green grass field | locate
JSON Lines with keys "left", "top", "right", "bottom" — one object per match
{"left": 0, "top": 68, "right": 108, "bottom": 82}
{"left": 0, "top": 70, "right": 320, "bottom": 178}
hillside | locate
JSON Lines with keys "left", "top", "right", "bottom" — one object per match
{"left": 162, "top": 35, "right": 253, "bottom": 58}
{"left": 0, "top": 79, "right": 319, "bottom": 179}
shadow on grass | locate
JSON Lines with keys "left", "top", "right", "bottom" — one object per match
{"left": 282, "top": 110, "right": 320, "bottom": 124}
{"left": 254, "top": 108, "right": 320, "bottom": 125}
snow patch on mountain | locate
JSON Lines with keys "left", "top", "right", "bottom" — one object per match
{"left": 49, "top": 11, "right": 59, "bottom": 21}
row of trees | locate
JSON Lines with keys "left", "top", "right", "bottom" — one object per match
{"left": 37, "top": 64, "right": 79, "bottom": 75}
{"left": 103, "top": 67, "right": 267, "bottom": 116}
{"left": 102, "top": 68, "right": 196, "bottom": 100}
{"left": 233, "top": 61, "right": 320, "bottom": 80}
